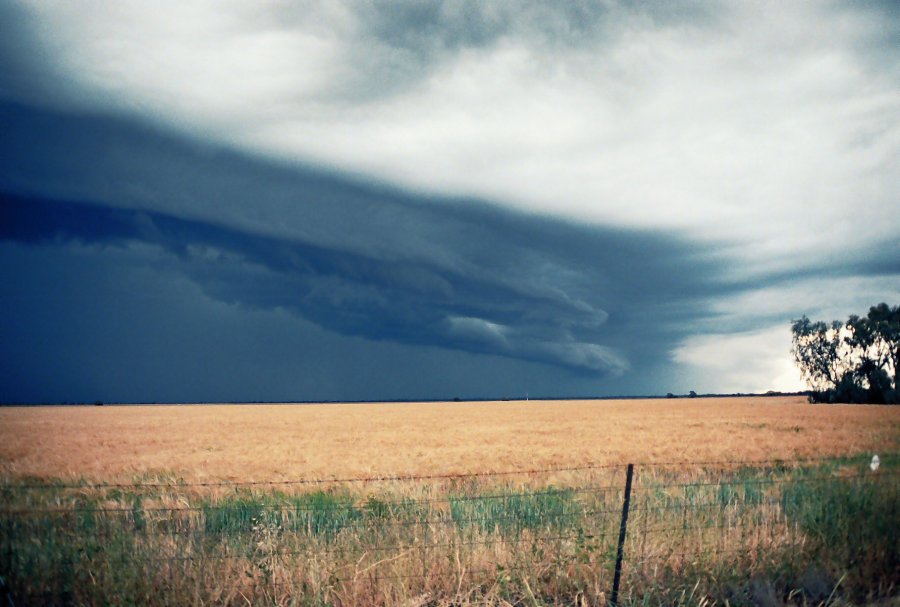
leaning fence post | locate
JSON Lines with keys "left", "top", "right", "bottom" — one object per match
{"left": 610, "top": 463, "right": 634, "bottom": 607}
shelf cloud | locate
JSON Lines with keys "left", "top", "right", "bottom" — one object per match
{"left": 0, "top": 1, "right": 897, "bottom": 401}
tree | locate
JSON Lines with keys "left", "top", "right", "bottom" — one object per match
{"left": 791, "top": 303, "right": 899, "bottom": 404}
{"left": 849, "top": 303, "right": 900, "bottom": 394}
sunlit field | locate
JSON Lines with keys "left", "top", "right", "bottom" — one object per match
{"left": 2, "top": 397, "right": 899, "bottom": 605}
{"left": 1, "top": 396, "right": 898, "bottom": 483}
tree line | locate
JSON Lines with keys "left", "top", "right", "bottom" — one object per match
{"left": 791, "top": 303, "right": 899, "bottom": 404}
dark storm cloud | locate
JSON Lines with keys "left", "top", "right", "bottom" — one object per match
{"left": 1, "top": 0, "right": 896, "bottom": 400}
{"left": 0, "top": 101, "right": 733, "bottom": 384}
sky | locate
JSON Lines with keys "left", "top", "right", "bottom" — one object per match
{"left": 1, "top": 1, "right": 898, "bottom": 403}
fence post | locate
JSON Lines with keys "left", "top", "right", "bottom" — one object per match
{"left": 610, "top": 463, "right": 634, "bottom": 607}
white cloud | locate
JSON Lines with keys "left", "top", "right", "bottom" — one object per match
{"left": 672, "top": 272, "right": 900, "bottom": 394}
{"left": 673, "top": 325, "right": 805, "bottom": 394}
{"left": 11, "top": 1, "right": 899, "bottom": 271}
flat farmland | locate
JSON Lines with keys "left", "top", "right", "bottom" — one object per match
{"left": 3, "top": 396, "right": 900, "bottom": 605}
{"left": 2, "top": 396, "right": 898, "bottom": 483}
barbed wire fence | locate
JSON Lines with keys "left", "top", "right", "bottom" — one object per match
{"left": 1, "top": 455, "right": 897, "bottom": 606}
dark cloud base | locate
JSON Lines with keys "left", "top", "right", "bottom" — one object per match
{"left": 3, "top": 99, "right": 892, "bottom": 403}
{"left": 0, "top": 239, "right": 614, "bottom": 404}
{"left": 0, "top": 187, "right": 713, "bottom": 383}
{"left": 0, "top": 99, "right": 748, "bottom": 402}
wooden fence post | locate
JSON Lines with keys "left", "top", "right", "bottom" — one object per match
{"left": 610, "top": 463, "right": 634, "bottom": 607}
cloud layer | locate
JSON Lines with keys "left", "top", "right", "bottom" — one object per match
{"left": 0, "top": 1, "right": 898, "bottom": 402}
{"left": 0, "top": 101, "right": 736, "bottom": 383}
{"left": 4, "top": 1, "right": 897, "bottom": 268}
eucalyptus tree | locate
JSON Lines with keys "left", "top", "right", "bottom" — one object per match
{"left": 791, "top": 303, "right": 899, "bottom": 403}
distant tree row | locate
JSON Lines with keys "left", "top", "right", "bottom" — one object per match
{"left": 791, "top": 303, "right": 899, "bottom": 404}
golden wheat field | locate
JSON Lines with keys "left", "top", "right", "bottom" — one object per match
{"left": 1, "top": 396, "right": 898, "bottom": 483}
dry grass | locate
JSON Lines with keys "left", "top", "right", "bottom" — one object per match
{"left": 3, "top": 456, "right": 896, "bottom": 606}
{"left": 2, "top": 396, "right": 898, "bottom": 605}
{"left": 1, "top": 396, "right": 898, "bottom": 483}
